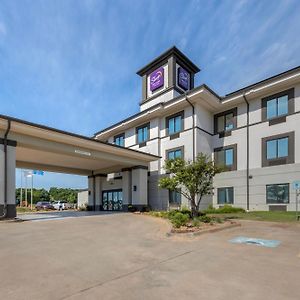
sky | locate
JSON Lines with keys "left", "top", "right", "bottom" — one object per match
{"left": 1, "top": 0, "right": 300, "bottom": 189}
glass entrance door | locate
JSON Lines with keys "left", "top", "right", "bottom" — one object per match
{"left": 102, "top": 189, "right": 123, "bottom": 211}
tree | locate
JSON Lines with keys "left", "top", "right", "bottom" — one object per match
{"left": 159, "top": 153, "right": 221, "bottom": 218}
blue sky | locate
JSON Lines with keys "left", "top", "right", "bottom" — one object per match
{"left": 1, "top": 0, "right": 300, "bottom": 189}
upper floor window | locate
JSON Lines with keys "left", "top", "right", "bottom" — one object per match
{"left": 166, "top": 111, "right": 184, "bottom": 136}
{"left": 214, "top": 144, "right": 237, "bottom": 171}
{"left": 262, "top": 88, "right": 294, "bottom": 122}
{"left": 266, "top": 183, "right": 289, "bottom": 204}
{"left": 167, "top": 147, "right": 183, "bottom": 160}
{"left": 262, "top": 132, "right": 294, "bottom": 167}
{"left": 114, "top": 133, "right": 125, "bottom": 147}
{"left": 214, "top": 108, "right": 237, "bottom": 135}
{"left": 266, "top": 96, "right": 288, "bottom": 119}
{"left": 266, "top": 137, "right": 288, "bottom": 160}
{"left": 217, "top": 187, "right": 234, "bottom": 204}
{"left": 136, "top": 123, "right": 150, "bottom": 145}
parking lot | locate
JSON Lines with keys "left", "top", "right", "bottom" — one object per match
{"left": 0, "top": 213, "right": 299, "bottom": 300}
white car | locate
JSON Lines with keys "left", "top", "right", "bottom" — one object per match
{"left": 52, "top": 201, "right": 71, "bottom": 210}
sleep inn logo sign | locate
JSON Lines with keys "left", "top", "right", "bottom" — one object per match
{"left": 178, "top": 67, "right": 190, "bottom": 90}
{"left": 150, "top": 67, "right": 164, "bottom": 92}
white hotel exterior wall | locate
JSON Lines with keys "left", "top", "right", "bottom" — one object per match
{"left": 212, "top": 82, "right": 300, "bottom": 211}
{"left": 126, "top": 105, "right": 195, "bottom": 209}
{"left": 94, "top": 48, "right": 300, "bottom": 212}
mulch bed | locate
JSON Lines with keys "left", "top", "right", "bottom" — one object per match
{"left": 169, "top": 221, "right": 241, "bottom": 236}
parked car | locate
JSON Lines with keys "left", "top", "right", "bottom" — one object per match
{"left": 52, "top": 200, "right": 72, "bottom": 210}
{"left": 35, "top": 202, "right": 54, "bottom": 211}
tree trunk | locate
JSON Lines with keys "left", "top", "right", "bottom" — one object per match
{"left": 190, "top": 194, "right": 197, "bottom": 218}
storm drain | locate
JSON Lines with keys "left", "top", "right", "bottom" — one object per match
{"left": 229, "top": 237, "right": 281, "bottom": 248}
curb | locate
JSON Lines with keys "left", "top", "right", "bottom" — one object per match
{"left": 167, "top": 222, "right": 241, "bottom": 237}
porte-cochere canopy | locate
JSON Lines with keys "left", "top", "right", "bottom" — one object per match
{"left": 0, "top": 114, "right": 159, "bottom": 218}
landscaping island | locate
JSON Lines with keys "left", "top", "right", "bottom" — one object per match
{"left": 144, "top": 205, "right": 299, "bottom": 235}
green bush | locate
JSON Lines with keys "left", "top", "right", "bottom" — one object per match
{"left": 214, "top": 217, "right": 223, "bottom": 223}
{"left": 169, "top": 212, "right": 189, "bottom": 228}
{"left": 180, "top": 208, "right": 192, "bottom": 217}
{"left": 165, "top": 209, "right": 191, "bottom": 219}
{"left": 198, "top": 215, "right": 212, "bottom": 223}
{"left": 204, "top": 204, "right": 245, "bottom": 214}
{"left": 192, "top": 218, "right": 201, "bottom": 227}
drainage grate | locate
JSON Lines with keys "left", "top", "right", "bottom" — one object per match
{"left": 229, "top": 236, "right": 281, "bottom": 248}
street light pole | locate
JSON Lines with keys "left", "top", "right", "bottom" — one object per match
{"left": 31, "top": 174, "right": 33, "bottom": 211}
{"left": 25, "top": 173, "right": 28, "bottom": 207}
{"left": 20, "top": 170, "right": 23, "bottom": 207}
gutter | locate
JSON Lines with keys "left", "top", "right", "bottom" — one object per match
{"left": 242, "top": 94, "right": 250, "bottom": 211}
{"left": 0, "top": 120, "right": 11, "bottom": 218}
{"left": 185, "top": 94, "right": 195, "bottom": 162}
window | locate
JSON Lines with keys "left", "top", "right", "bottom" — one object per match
{"left": 262, "top": 88, "right": 294, "bottom": 122}
{"left": 166, "top": 111, "right": 184, "bottom": 136}
{"left": 217, "top": 187, "right": 234, "bottom": 204}
{"left": 266, "top": 96, "right": 288, "bottom": 119}
{"left": 136, "top": 123, "right": 150, "bottom": 145}
{"left": 214, "top": 144, "right": 237, "bottom": 171}
{"left": 169, "top": 190, "right": 181, "bottom": 207}
{"left": 167, "top": 147, "right": 183, "bottom": 160}
{"left": 262, "top": 132, "right": 294, "bottom": 167}
{"left": 266, "top": 184, "right": 289, "bottom": 204}
{"left": 266, "top": 137, "right": 288, "bottom": 159}
{"left": 114, "top": 133, "right": 125, "bottom": 147}
{"left": 214, "top": 108, "right": 237, "bottom": 134}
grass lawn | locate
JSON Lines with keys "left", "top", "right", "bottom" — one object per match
{"left": 208, "top": 211, "right": 300, "bottom": 223}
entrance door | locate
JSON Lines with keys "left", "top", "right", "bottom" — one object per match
{"left": 102, "top": 189, "right": 123, "bottom": 211}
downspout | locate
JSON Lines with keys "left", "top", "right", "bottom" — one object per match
{"left": 185, "top": 94, "right": 195, "bottom": 162}
{"left": 1, "top": 120, "right": 11, "bottom": 218}
{"left": 242, "top": 94, "right": 250, "bottom": 211}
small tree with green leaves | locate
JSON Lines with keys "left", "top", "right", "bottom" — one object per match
{"left": 159, "top": 153, "right": 221, "bottom": 218}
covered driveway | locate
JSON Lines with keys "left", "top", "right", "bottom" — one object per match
{"left": 0, "top": 114, "right": 158, "bottom": 218}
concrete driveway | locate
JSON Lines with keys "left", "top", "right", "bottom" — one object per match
{"left": 0, "top": 213, "right": 299, "bottom": 300}
{"left": 17, "top": 210, "right": 121, "bottom": 221}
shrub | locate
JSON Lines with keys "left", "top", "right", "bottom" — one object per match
{"left": 192, "top": 218, "right": 201, "bottom": 227}
{"left": 169, "top": 212, "right": 189, "bottom": 228}
{"left": 198, "top": 215, "right": 212, "bottom": 223}
{"left": 180, "top": 208, "right": 192, "bottom": 218}
{"left": 166, "top": 209, "right": 179, "bottom": 218}
{"left": 214, "top": 217, "right": 223, "bottom": 223}
{"left": 128, "top": 205, "right": 137, "bottom": 212}
{"left": 204, "top": 204, "right": 245, "bottom": 214}
{"left": 141, "top": 206, "right": 150, "bottom": 212}
{"left": 78, "top": 204, "right": 87, "bottom": 211}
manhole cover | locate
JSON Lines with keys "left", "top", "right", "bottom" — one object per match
{"left": 229, "top": 236, "right": 280, "bottom": 248}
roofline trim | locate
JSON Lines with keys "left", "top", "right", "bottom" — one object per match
{"left": 136, "top": 46, "right": 200, "bottom": 76}
{"left": 224, "top": 65, "right": 300, "bottom": 98}
{"left": 0, "top": 114, "right": 160, "bottom": 159}
{"left": 223, "top": 68, "right": 300, "bottom": 103}
{"left": 94, "top": 84, "right": 220, "bottom": 136}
